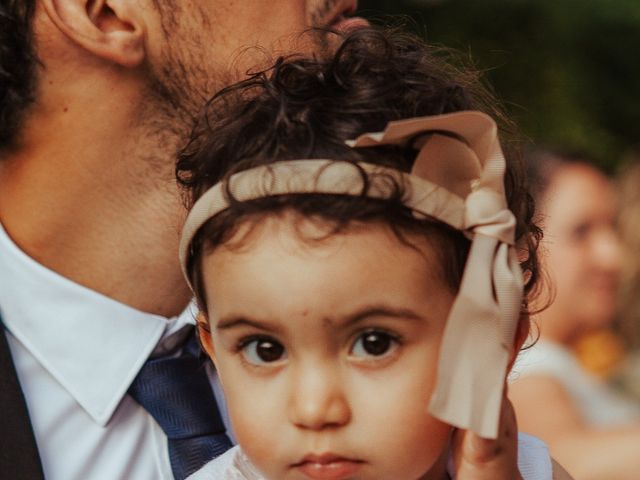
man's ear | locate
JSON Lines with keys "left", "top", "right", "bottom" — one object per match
{"left": 508, "top": 313, "right": 531, "bottom": 371}
{"left": 42, "top": 0, "right": 145, "bottom": 67}
{"left": 196, "top": 313, "right": 217, "bottom": 365}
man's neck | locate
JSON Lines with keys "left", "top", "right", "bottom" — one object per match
{"left": 0, "top": 97, "right": 192, "bottom": 317}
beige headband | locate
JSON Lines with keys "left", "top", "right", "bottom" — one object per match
{"left": 179, "top": 110, "right": 523, "bottom": 439}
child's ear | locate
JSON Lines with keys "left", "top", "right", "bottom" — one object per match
{"left": 196, "top": 313, "right": 217, "bottom": 364}
{"left": 507, "top": 313, "right": 531, "bottom": 371}
{"left": 42, "top": 0, "right": 145, "bottom": 67}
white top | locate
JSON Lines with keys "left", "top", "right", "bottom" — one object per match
{"left": 514, "top": 340, "right": 640, "bottom": 427}
{"left": 0, "top": 223, "right": 233, "bottom": 480}
{"left": 188, "top": 433, "right": 552, "bottom": 479}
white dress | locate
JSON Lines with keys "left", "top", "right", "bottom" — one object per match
{"left": 187, "top": 433, "right": 553, "bottom": 479}
{"left": 513, "top": 340, "right": 640, "bottom": 427}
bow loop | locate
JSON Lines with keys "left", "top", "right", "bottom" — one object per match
{"left": 465, "top": 187, "right": 516, "bottom": 245}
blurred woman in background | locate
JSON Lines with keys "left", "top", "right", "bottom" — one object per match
{"left": 610, "top": 148, "right": 640, "bottom": 400}
{"left": 511, "top": 149, "right": 640, "bottom": 480}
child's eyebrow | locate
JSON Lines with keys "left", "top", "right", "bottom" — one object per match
{"left": 215, "top": 306, "right": 426, "bottom": 333}
{"left": 216, "top": 316, "right": 281, "bottom": 333}
{"left": 336, "top": 306, "right": 425, "bottom": 328}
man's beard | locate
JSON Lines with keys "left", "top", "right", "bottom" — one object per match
{"left": 138, "top": 1, "right": 340, "bottom": 167}
{"left": 310, "top": 0, "right": 342, "bottom": 28}
{"left": 137, "top": 2, "right": 220, "bottom": 167}
{"left": 309, "top": 0, "right": 351, "bottom": 57}
{"left": 145, "top": 51, "right": 215, "bottom": 147}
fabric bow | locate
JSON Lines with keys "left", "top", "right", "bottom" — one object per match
{"left": 347, "top": 111, "right": 524, "bottom": 438}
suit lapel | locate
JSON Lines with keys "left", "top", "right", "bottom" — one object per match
{"left": 0, "top": 316, "right": 45, "bottom": 479}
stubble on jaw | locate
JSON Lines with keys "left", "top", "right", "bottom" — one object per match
{"left": 146, "top": 2, "right": 215, "bottom": 116}
{"left": 310, "top": 0, "right": 342, "bottom": 27}
{"left": 137, "top": 0, "right": 343, "bottom": 170}
{"left": 136, "top": 1, "right": 223, "bottom": 172}
{"left": 308, "top": 0, "right": 353, "bottom": 56}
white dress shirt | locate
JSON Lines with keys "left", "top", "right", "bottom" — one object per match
{"left": 0, "top": 223, "right": 233, "bottom": 480}
{"left": 514, "top": 339, "right": 640, "bottom": 427}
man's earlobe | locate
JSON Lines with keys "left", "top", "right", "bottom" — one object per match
{"left": 42, "top": 0, "right": 145, "bottom": 67}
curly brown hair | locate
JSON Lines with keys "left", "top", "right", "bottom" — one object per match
{"left": 176, "top": 26, "right": 541, "bottom": 315}
{"left": 0, "top": 0, "right": 38, "bottom": 150}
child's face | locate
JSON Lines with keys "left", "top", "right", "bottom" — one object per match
{"left": 202, "top": 213, "right": 455, "bottom": 480}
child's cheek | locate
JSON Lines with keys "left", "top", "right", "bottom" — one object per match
{"left": 224, "top": 373, "right": 289, "bottom": 477}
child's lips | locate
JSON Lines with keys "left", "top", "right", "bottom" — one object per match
{"left": 293, "top": 453, "right": 365, "bottom": 480}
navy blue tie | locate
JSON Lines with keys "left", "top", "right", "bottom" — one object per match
{"left": 128, "top": 329, "right": 232, "bottom": 479}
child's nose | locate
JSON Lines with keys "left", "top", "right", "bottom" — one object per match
{"left": 288, "top": 366, "right": 351, "bottom": 431}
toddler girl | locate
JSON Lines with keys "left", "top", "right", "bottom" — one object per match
{"left": 177, "top": 28, "right": 568, "bottom": 480}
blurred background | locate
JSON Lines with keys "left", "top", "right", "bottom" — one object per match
{"left": 359, "top": 0, "right": 640, "bottom": 172}
{"left": 356, "top": 3, "right": 640, "bottom": 475}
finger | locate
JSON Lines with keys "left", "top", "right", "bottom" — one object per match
{"left": 499, "top": 391, "right": 518, "bottom": 447}
{"left": 456, "top": 396, "right": 518, "bottom": 463}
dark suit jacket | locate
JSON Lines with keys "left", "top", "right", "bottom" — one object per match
{"left": 0, "top": 315, "right": 45, "bottom": 479}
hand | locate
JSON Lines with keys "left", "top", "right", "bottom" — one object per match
{"left": 451, "top": 393, "right": 524, "bottom": 480}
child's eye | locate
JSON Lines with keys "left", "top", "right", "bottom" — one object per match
{"left": 350, "top": 330, "right": 399, "bottom": 358}
{"left": 240, "top": 337, "right": 287, "bottom": 365}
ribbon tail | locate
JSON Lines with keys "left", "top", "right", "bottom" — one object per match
{"left": 494, "top": 244, "right": 525, "bottom": 347}
{"left": 428, "top": 235, "right": 511, "bottom": 439}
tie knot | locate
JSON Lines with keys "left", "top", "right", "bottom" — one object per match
{"left": 128, "top": 328, "right": 232, "bottom": 479}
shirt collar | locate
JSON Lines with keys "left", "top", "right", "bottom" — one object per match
{"left": 0, "top": 223, "right": 195, "bottom": 426}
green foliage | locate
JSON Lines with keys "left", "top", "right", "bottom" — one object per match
{"left": 360, "top": 0, "right": 640, "bottom": 170}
